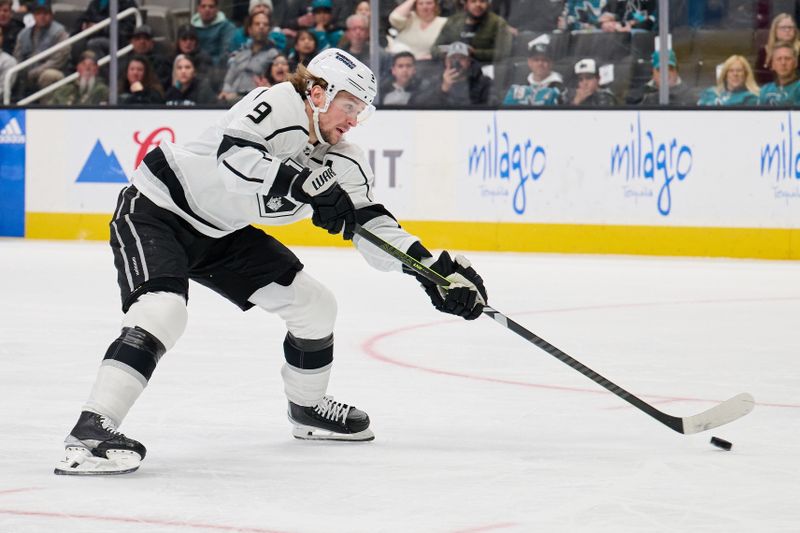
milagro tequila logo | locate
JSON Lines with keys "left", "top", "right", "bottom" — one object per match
{"left": 759, "top": 113, "right": 800, "bottom": 200}
{"left": 467, "top": 113, "right": 546, "bottom": 215}
{"left": 610, "top": 113, "right": 693, "bottom": 216}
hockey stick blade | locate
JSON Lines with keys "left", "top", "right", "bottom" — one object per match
{"left": 354, "top": 225, "right": 756, "bottom": 435}
{"left": 678, "top": 392, "right": 755, "bottom": 434}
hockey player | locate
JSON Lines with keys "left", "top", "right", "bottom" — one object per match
{"left": 55, "top": 48, "right": 488, "bottom": 475}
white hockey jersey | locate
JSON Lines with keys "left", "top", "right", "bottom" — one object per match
{"left": 132, "top": 82, "right": 421, "bottom": 272}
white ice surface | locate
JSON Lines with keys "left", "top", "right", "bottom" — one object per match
{"left": 1, "top": 239, "right": 798, "bottom": 533}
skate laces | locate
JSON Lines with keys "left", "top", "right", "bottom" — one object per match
{"left": 98, "top": 415, "right": 124, "bottom": 437}
{"left": 314, "top": 396, "right": 351, "bottom": 424}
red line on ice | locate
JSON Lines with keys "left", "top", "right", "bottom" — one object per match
{"left": 361, "top": 297, "right": 800, "bottom": 409}
{"left": 0, "top": 509, "right": 289, "bottom": 533}
{"left": 0, "top": 487, "right": 43, "bottom": 496}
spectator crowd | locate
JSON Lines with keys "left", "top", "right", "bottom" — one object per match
{"left": 2, "top": 0, "right": 800, "bottom": 107}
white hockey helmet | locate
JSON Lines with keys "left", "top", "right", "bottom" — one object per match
{"left": 306, "top": 48, "right": 377, "bottom": 125}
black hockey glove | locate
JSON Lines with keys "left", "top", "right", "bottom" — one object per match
{"left": 291, "top": 166, "right": 356, "bottom": 240}
{"left": 309, "top": 185, "right": 356, "bottom": 240}
{"left": 417, "top": 251, "right": 488, "bottom": 320}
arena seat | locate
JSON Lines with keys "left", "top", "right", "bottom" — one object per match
{"left": 570, "top": 31, "right": 631, "bottom": 62}
{"left": 603, "top": 57, "right": 633, "bottom": 101}
{"left": 140, "top": 0, "right": 194, "bottom": 10}
{"left": 771, "top": 0, "right": 796, "bottom": 17}
{"left": 139, "top": 0, "right": 193, "bottom": 31}
{"left": 140, "top": 5, "right": 177, "bottom": 42}
{"left": 671, "top": 27, "right": 694, "bottom": 64}
{"left": 51, "top": 0, "right": 88, "bottom": 6}
{"left": 684, "top": 29, "right": 755, "bottom": 90}
{"left": 549, "top": 32, "right": 570, "bottom": 61}
{"left": 52, "top": 3, "right": 83, "bottom": 33}
{"left": 630, "top": 31, "right": 655, "bottom": 61}
{"left": 690, "top": 29, "right": 755, "bottom": 60}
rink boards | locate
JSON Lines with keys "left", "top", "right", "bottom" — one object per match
{"left": 2, "top": 107, "right": 799, "bottom": 259}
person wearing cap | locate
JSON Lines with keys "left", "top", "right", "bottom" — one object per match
{"left": 50, "top": 49, "right": 109, "bottom": 105}
{"left": 54, "top": 48, "right": 489, "bottom": 475}
{"left": 697, "top": 55, "right": 759, "bottom": 106}
{"left": 174, "top": 24, "right": 214, "bottom": 82}
{"left": 283, "top": 0, "right": 315, "bottom": 33}
{"left": 310, "top": 0, "right": 343, "bottom": 50}
{"left": 625, "top": 49, "right": 695, "bottom": 106}
{"left": 502, "top": 39, "right": 563, "bottom": 106}
{"left": 758, "top": 41, "right": 800, "bottom": 106}
{"left": 12, "top": 0, "right": 69, "bottom": 97}
{"left": 192, "top": 0, "right": 237, "bottom": 67}
{"left": 218, "top": 10, "right": 280, "bottom": 103}
{"left": 122, "top": 25, "right": 172, "bottom": 91}
{"left": 566, "top": 58, "right": 617, "bottom": 106}
{"left": 283, "top": 0, "right": 352, "bottom": 34}
{"left": 432, "top": 0, "right": 512, "bottom": 65}
{"left": 421, "top": 40, "right": 492, "bottom": 106}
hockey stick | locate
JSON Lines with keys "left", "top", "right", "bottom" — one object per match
{"left": 354, "top": 225, "right": 755, "bottom": 435}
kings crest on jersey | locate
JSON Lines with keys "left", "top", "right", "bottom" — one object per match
{"left": 132, "top": 82, "right": 375, "bottom": 237}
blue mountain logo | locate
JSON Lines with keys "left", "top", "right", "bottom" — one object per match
{"left": 76, "top": 140, "right": 128, "bottom": 183}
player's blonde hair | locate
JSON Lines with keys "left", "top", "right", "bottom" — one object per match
{"left": 288, "top": 64, "right": 328, "bottom": 97}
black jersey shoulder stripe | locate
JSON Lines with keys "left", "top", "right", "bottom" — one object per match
{"left": 217, "top": 134, "right": 269, "bottom": 159}
{"left": 263, "top": 125, "right": 309, "bottom": 143}
{"left": 253, "top": 88, "right": 269, "bottom": 99}
{"left": 325, "top": 151, "right": 370, "bottom": 196}
{"left": 142, "top": 148, "right": 225, "bottom": 232}
{"left": 222, "top": 160, "right": 264, "bottom": 183}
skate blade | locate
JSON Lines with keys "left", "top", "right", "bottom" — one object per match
{"left": 54, "top": 447, "right": 142, "bottom": 476}
{"left": 292, "top": 425, "right": 375, "bottom": 442}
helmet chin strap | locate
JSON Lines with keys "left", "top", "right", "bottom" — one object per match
{"left": 307, "top": 86, "right": 332, "bottom": 145}
{"left": 311, "top": 106, "right": 326, "bottom": 145}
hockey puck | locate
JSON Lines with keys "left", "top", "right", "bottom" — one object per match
{"left": 710, "top": 436, "right": 732, "bottom": 451}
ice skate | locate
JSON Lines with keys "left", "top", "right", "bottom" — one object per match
{"left": 288, "top": 395, "right": 374, "bottom": 441}
{"left": 54, "top": 411, "right": 147, "bottom": 475}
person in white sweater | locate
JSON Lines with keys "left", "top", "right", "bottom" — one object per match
{"left": 387, "top": 0, "right": 446, "bottom": 61}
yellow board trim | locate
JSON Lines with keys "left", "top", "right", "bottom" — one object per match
{"left": 25, "top": 212, "right": 800, "bottom": 260}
